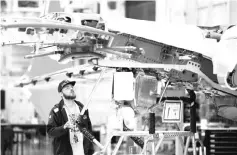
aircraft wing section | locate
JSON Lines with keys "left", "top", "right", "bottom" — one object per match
{"left": 0, "top": 19, "right": 115, "bottom": 37}
{"left": 108, "top": 18, "right": 237, "bottom": 92}
{"left": 107, "top": 17, "right": 216, "bottom": 57}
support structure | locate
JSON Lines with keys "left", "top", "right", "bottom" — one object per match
{"left": 95, "top": 131, "right": 194, "bottom": 155}
{"left": 79, "top": 73, "right": 203, "bottom": 155}
{"left": 92, "top": 85, "right": 204, "bottom": 155}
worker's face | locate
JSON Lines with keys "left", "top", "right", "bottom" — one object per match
{"left": 61, "top": 84, "right": 76, "bottom": 100}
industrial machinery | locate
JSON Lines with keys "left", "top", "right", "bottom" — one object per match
{"left": 1, "top": 12, "right": 237, "bottom": 155}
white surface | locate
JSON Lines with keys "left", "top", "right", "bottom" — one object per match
{"left": 107, "top": 17, "right": 210, "bottom": 56}
{"left": 113, "top": 72, "right": 134, "bottom": 100}
{"left": 213, "top": 26, "right": 237, "bottom": 75}
{"left": 118, "top": 106, "right": 135, "bottom": 129}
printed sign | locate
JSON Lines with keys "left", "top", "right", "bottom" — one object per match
{"left": 162, "top": 100, "right": 183, "bottom": 123}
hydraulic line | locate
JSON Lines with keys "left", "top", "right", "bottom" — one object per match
{"left": 149, "top": 113, "right": 155, "bottom": 134}
{"left": 75, "top": 69, "right": 106, "bottom": 149}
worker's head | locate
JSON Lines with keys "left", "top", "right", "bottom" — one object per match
{"left": 58, "top": 80, "right": 76, "bottom": 100}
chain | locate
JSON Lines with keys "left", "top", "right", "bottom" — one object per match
{"left": 64, "top": 102, "right": 80, "bottom": 144}
{"left": 64, "top": 102, "right": 79, "bottom": 131}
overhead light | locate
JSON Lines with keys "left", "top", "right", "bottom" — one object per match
{"left": 79, "top": 70, "right": 85, "bottom": 76}
{"left": 45, "top": 77, "right": 51, "bottom": 82}
{"left": 16, "top": 83, "right": 24, "bottom": 88}
{"left": 31, "top": 80, "right": 37, "bottom": 85}
{"left": 66, "top": 72, "right": 73, "bottom": 78}
{"left": 93, "top": 66, "right": 99, "bottom": 71}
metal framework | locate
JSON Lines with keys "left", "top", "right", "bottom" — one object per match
{"left": 93, "top": 130, "right": 198, "bottom": 155}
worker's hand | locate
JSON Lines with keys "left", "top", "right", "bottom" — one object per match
{"left": 76, "top": 115, "right": 85, "bottom": 127}
{"left": 77, "top": 115, "right": 83, "bottom": 124}
{"left": 63, "top": 121, "right": 74, "bottom": 129}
